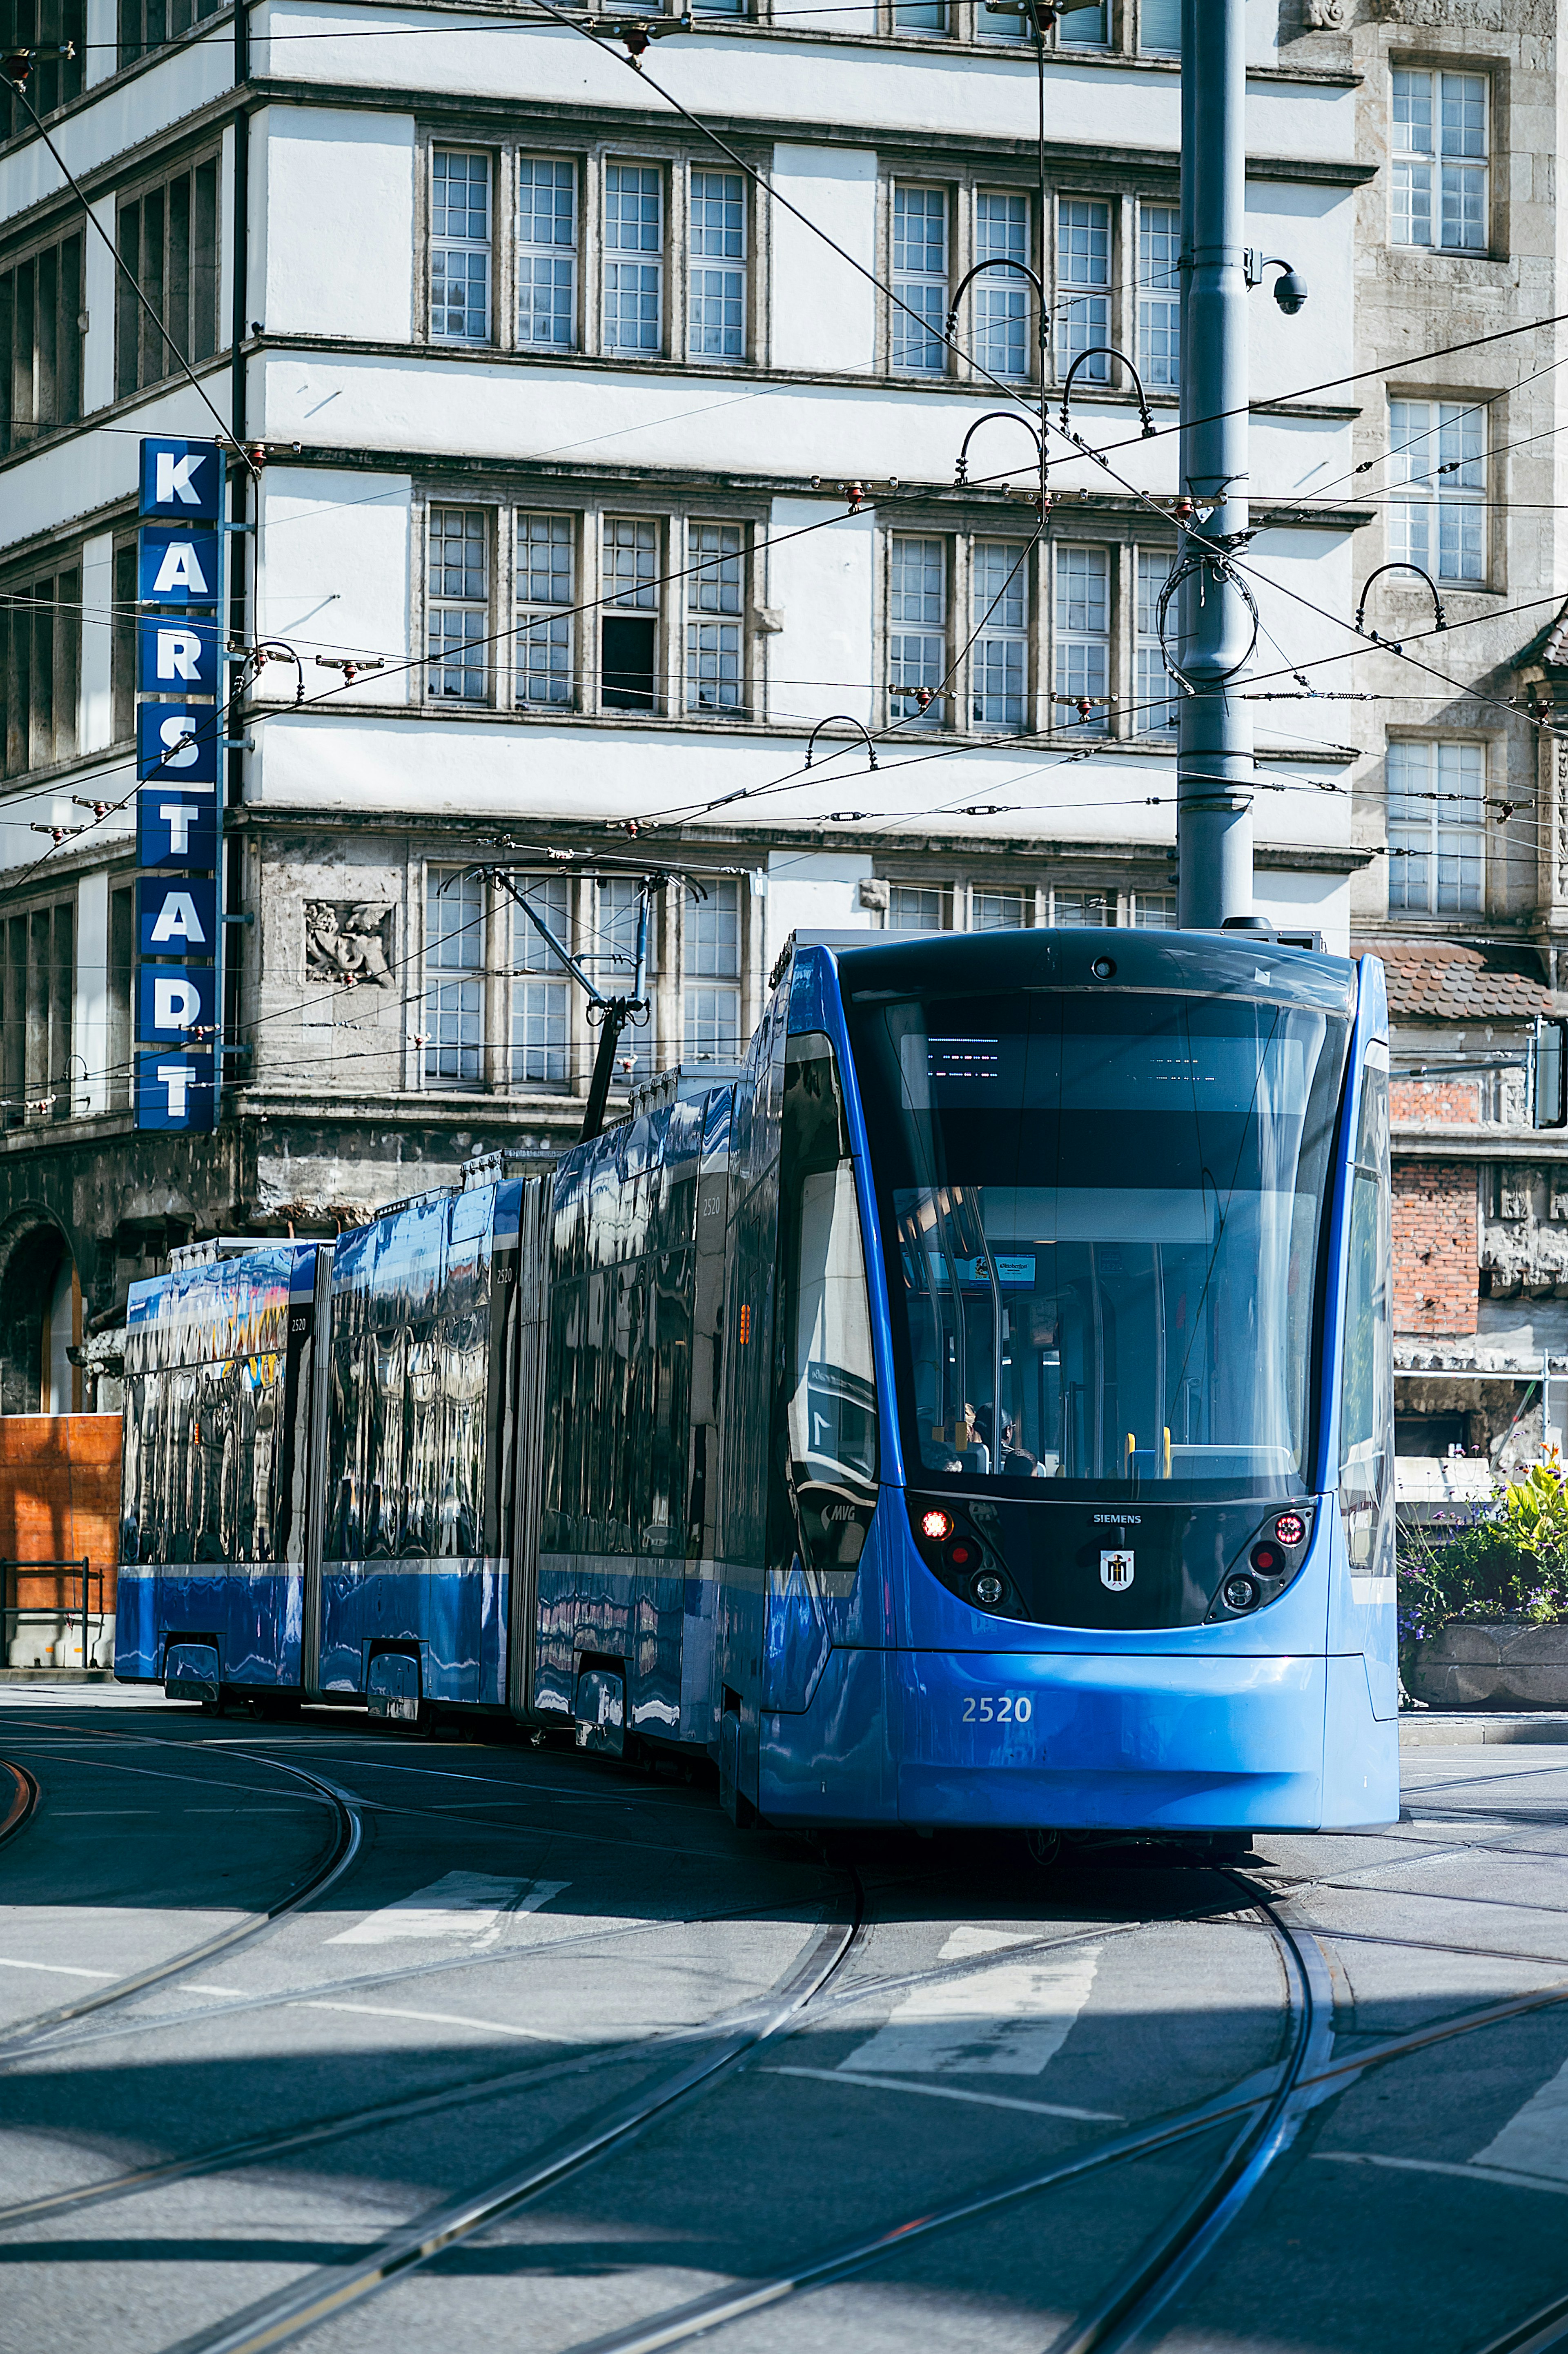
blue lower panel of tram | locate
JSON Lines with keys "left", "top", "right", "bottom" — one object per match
{"left": 316, "top": 1561, "right": 508, "bottom": 1708}
{"left": 533, "top": 1558, "right": 709, "bottom": 1744}
{"left": 115, "top": 1568, "right": 302, "bottom": 1693}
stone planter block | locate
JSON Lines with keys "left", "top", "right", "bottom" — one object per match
{"left": 1408, "top": 1618, "right": 1568, "bottom": 1710}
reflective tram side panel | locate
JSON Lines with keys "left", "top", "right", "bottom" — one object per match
{"left": 114, "top": 1242, "right": 322, "bottom": 1701}
{"left": 319, "top": 1183, "right": 519, "bottom": 1719}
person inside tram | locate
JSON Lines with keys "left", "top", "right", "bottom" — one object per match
{"left": 971, "top": 1405, "right": 1047, "bottom": 1479}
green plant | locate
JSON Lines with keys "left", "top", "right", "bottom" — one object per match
{"left": 1399, "top": 1466, "right": 1568, "bottom": 1669}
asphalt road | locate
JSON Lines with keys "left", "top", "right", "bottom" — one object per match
{"left": 0, "top": 1690, "right": 1562, "bottom": 2354}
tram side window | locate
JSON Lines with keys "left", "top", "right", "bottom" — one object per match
{"left": 771, "top": 1033, "right": 879, "bottom": 1577}
{"left": 1339, "top": 1064, "right": 1392, "bottom": 1571}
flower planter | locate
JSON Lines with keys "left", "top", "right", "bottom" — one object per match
{"left": 1406, "top": 1617, "right": 1568, "bottom": 1710}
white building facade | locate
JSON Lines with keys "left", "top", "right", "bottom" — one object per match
{"left": 0, "top": 0, "right": 1368, "bottom": 1398}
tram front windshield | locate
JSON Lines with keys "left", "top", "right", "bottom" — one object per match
{"left": 847, "top": 987, "right": 1348, "bottom": 1501}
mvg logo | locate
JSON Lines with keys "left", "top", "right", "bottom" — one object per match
{"left": 1100, "top": 1550, "right": 1135, "bottom": 1592}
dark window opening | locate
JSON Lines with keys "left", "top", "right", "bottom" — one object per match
{"left": 108, "top": 884, "right": 134, "bottom": 1111}
{"left": 601, "top": 613, "right": 657, "bottom": 712}
{"left": 116, "top": 157, "right": 220, "bottom": 399}
{"left": 0, "top": 228, "right": 84, "bottom": 453}
{"left": 111, "top": 541, "right": 136, "bottom": 741}
{"left": 0, "top": 563, "right": 81, "bottom": 778}
{"left": 0, "top": 0, "right": 84, "bottom": 142}
{"left": 118, "top": 0, "right": 219, "bottom": 70}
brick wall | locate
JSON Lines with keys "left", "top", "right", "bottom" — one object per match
{"left": 1393, "top": 1159, "right": 1478, "bottom": 1334}
{"left": 1391, "top": 1077, "right": 1481, "bottom": 1127}
{"left": 0, "top": 1415, "right": 120, "bottom": 1663}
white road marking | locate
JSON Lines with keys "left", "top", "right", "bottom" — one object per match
{"left": 295, "top": 1999, "right": 552, "bottom": 2040}
{"left": 938, "top": 1927, "right": 1039, "bottom": 1960}
{"left": 326, "top": 1873, "right": 568, "bottom": 1948}
{"left": 1472, "top": 2054, "right": 1568, "bottom": 2183}
{"left": 1317, "top": 2151, "right": 1568, "bottom": 2199}
{"left": 841, "top": 1943, "right": 1102, "bottom": 2078}
{"left": 772, "top": 2064, "right": 1119, "bottom": 2122}
{"left": 0, "top": 1958, "right": 116, "bottom": 1980}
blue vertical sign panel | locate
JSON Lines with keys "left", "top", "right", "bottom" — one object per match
{"left": 136, "top": 437, "right": 225, "bottom": 1135}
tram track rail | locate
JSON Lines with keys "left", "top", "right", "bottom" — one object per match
{"left": 0, "top": 1747, "right": 363, "bottom": 2064}
{"left": 160, "top": 1869, "right": 867, "bottom": 2354}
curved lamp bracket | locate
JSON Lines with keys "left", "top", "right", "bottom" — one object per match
{"left": 1059, "top": 346, "right": 1156, "bottom": 439}
{"left": 954, "top": 411, "right": 1045, "bottom": 489}
{"left": 945, "top": 256, "right": 1047, "bottom": 350}
{"left": 1354, "top": 561, "right": 1446, "bottom": 640}
{"left": 806, "top": 714, "right": 878, "bottom": 773}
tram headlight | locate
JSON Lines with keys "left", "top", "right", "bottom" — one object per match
{"left": 1275, "top": 1512, "right": 1307, "bottom": 1548}
{"left": 946, "top": 1535, "right": 981, "bottom": 1575}
{"left": 922, "top": 1508, "right": 953, "bottom": 1542}
{"left": 971, "top": 1571, "right": 1005, "bottom": 1608}
{"left": 1223, "top": 1574, "right": 1259, "bottom": 1613}
{"left": 1249, "top": 1540, "right": 1285, "bottom": 1577}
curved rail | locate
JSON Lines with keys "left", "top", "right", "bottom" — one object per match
{"left": 0, "top": 1761, "right": 39, "bottom": 1851}
{"left": 0, "top": 1751, "right": 362, "bottom": 2064}
{"left": 169, "top": 1868, "right": 866, "bottom": 2354}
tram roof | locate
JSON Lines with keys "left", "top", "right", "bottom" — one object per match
{"left": 793, "top": 925, "right": 1358, "bottom": 1017}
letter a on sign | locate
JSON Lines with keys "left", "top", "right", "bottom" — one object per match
{"left": 138, "top": 526, "right": 221, "bottom": 608}
{"left": 138, "top": 877, "right": 217, "bottom": 956}
{"left": 139, "top": 437, "right": 222, "bottom": 522}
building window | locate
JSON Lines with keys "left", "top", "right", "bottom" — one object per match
{"left": 1052, "top": 890, "right": 1112, "bottom": 926}
{"left": 889, "top": 535, "right": 948, "bottom": 725}
{"left": 1131, "top": 891, "right": 1176, "bottom": 928}
{"left": 1140, "top": 0, "right": 1179, "bottom": 51}
{"left": 430, "top": 149, "right": 490, "bottom": 343}
{"left": 116, "top": 0, "right": 211, "bottom": 69}
{"left": 111, "top": 542, "right": 137, "bottom": 741}
{"left": 602, "top": 516, "right": 660, "bottom": 711}
{"left": 1137, "top": 202, "right": 1180, "bottom": 391}
{"left": 604, "top": 163, "right": 663, "bottom": 355}
{"left": 971, "top": 539, "right": 1029, "bottom": 730}
{"left": 517, "top": 156, "right": 577, "bottom": 349}
{"left": 0, "top": 224, "right": 85, "bottom": 452}
{"left": 1389, "top": 399, "right": 1486, "bottom": 584}
{"left": 1056, "top": 198, "right": 1110, "bottom": 383}
{"left": 1392, "top": 69, "right": 1487, "bottom": 253}
{"left": 107, "top": 884, "right": 134, "bottom": 1112}
{"left": 511, "top": 875, "right": 570, "bottom": 1085}
{"left": 689, "top": 170, "right": 746, "bottom": 359}
{"left": 2, "top": 0, "right": 82, "bottom": 129}
{"left": 424, "top": 867, "right": 484, "bottom": 1086}
{"left": 892, "top": 185, "right": 948, "bottom": 374}
{"left": 426, "top": 508, "right": 489, "bottom": 701}
{"left": 1054, "top": 543, "right": 1110, "bottom": 728}
{"left": 1388, "top": 739, "right": 1486, "bottom": 915}
{"left": 973, "top": 192, "right": 1030, "bottom": 381}
{"left": 0, "top": 561, "right": 81, "bottom": 779}
{"left": 894, "top": 0, "right": 946, "bottom": 33}
{"left": 115, "top": 157, "right": 219, "bottom": 397}
{"left": 684, "top": 878, "right": 739, "bottom": 1060}
{"left": 1057, "top": 1, "right": 1107, "bottom": 41}
{"left": 1136, "top": 548, "right": 1177, "bottom": 733}
{"left": 889, "top": 884, "right": 949, "bottom": 931}
{"left": 516, "top": 512, "right": 575, "bottom": 708}
{"left": 1, "top": 896, "right": 74, "bottom": 1128}
{"left": 601, "top": 876, "right": 655, "bottom": 1078}
{"left": 686, "top": 523, "right": 745, "bottom": 715}
{"left": 972, "top": 889, "right": 1026, "bottom": 931}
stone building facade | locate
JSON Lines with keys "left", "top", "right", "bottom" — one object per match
{"left": 0, "top": 0, "right": 1368, "bottom": 1409}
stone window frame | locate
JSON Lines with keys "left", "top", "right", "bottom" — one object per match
{"left": 413, "top": 125, "right": 771, "bottom": 370}
{"left": 871, "top": 869, "right": 1160, "bottom": 930}
{"left": 413, "top": 485, "right": 765, "bottom": 725}
{"left": 874, "top": 517, "right": 1177, "bottom": 741}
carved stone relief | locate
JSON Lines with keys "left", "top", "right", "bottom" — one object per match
{"left": 303, "top": 901, "right": 396, "bottom": 992}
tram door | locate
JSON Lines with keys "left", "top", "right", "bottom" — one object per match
{"left": 300, "top": 1242, "right": 335, "bottom": 1699}
{"left": 1334, "top": 1040, "right": 1396, "bottom": 1718}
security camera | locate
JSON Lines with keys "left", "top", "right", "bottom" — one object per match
{"left": 1273, "top": 269, "right": 1308, "bottom": 316}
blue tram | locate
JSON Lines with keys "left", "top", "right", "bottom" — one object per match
{"left": 116, "top": 926, "right": 1397, "bottom": 1833}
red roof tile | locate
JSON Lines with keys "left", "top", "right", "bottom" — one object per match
{"left": 1369, "top": 942, "right": 1552, "bottom": 1023}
